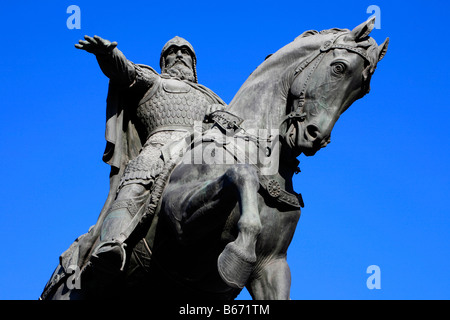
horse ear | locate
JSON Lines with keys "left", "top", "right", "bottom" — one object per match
{"left": 351, "top": 17, "right": 376, "bottom": 40}
{"left": 377, "top": 37, "right": 389, "bottom": 61}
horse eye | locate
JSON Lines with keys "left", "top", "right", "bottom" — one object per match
{"left": 331, "top": 62, "right": 347, "bottom": 75}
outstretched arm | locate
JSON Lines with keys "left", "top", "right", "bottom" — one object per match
{"left": 75, "top": 35, "right": 118, "bottom": 55}
{"left": 75, "top": 35, "right": 136, "bottom": 86}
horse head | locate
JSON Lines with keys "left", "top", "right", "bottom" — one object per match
{"left": 285, "top": 18, "right": 389, "bottom": 156}
{"left": 229, "top": 18, "right": 388, "bottom": 160}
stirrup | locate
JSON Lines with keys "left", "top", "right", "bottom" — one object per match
{"left": 91, "top": 240, "right": 127, "bottom": 272}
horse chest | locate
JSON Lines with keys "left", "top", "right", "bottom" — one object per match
{"left": 256, "top": 202, "right": 301, "bottom": 255}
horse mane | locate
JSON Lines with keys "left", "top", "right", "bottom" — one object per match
{"left": 295, "top": 28, "right": 349, "bottom": 39}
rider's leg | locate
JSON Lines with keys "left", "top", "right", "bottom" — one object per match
{"left": 100, "top": 183, "right": 149, "bottom": 243}
{"left": 91, "top": 183, "right": 150, "bottom": 272}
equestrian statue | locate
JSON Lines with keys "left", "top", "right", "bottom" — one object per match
{"left": 41, "top": 18, "right": 388, "bottom": 300}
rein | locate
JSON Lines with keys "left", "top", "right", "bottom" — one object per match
{"left": 209, "top": 111, "right": 304, "bottom": 209}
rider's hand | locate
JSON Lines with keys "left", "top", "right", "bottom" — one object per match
{"left": 75, "top": 35, "right": 118, "bottom": 55}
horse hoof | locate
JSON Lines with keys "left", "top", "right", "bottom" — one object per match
{"left": 217, "top": 242, "right": 256, "bottom": 289}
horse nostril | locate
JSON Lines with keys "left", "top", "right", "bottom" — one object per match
{"left": 305, "top": 124, "right": 321, "bottom": 142}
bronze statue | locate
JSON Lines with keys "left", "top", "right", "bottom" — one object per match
{"left": 41, "top": 18, "right": 388, "bottom": 300}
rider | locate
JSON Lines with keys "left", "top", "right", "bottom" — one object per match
{"left": 75, "top": 35, "right": 226, "bottom": 277}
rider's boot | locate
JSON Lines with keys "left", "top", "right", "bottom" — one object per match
{"left": 86, "top": 184, "right": 150, "bottom": 287}
{"left": 89, "top": 203, "right": 133, "bottom": 282}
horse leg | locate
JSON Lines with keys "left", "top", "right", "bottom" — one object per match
{"left": 163, "top": 164, "right": 261, "bottom": 289}
{"left": 162, "top": 171, "right": 238, "bottom": 243}
{"left": 247, "top": 257, "right": 291, "bottom": 300}
{"left": 217, "top": 165, "right": 261, "bottom": 289}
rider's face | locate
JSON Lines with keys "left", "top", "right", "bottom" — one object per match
{"left": 164, "top": 46, "right": 193, "bottom": 71}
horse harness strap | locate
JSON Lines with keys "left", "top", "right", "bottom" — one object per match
{"left": 208, "top": 110, "right": 244, "bottom": 132}
{"left": 209, "top": 111, "right": 304, "bottom": 209}
{"left": 282, "top": 34, "right": 373, "bottom": 129}
{"left": 279, "top": 42, "right": 329, "bottom": 127}
{"left": 258, "top": 174, "right": 304, "bottom": 208}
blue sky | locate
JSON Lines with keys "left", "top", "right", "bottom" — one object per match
{"left": 0, "top": 0, "right": 448, "bottom": 300}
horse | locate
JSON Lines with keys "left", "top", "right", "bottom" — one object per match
{"left": 42, "top": 18, "right": 388, "bottom": 300}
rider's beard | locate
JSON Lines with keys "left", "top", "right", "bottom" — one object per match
{"left": 166, "top": 60, "right": 195, "bottom": 82}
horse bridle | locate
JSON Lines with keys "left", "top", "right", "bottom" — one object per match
{"left": 280, "top": 33, "right": 374, "bottom": 128}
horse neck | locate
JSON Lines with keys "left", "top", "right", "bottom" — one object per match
{"left": 227, "top": 33, "right": 332, "bottom": 132}
{"left": 227, "top": 60, "right": 294, "bottom": 133}
{"left": 226, "top": 33, "right": 333, "bottom": 190}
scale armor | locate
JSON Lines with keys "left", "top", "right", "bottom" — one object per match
{"left": 136, "top": 79, "right": 210, "bottom": 138}
{"left": 120, "top": 78, "right": 211, "bottom": 189}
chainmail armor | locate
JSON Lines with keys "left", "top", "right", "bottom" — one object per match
{"left": 136, "top": 80, "right": 210, "bottom": 138}
{"left": 120, "top": 78, "right": 211, "bottom": 189}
